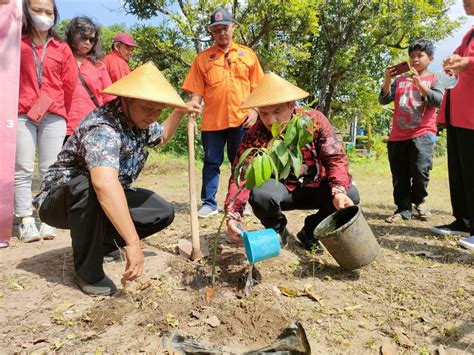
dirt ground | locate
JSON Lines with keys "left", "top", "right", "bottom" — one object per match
{"left": 0, "top": 158, "right": 472, "bottom": 354}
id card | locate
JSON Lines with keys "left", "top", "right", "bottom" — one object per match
{"left": 26, "top": 94, "right": 54, "bottom": 122}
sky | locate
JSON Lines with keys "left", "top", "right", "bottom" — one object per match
{"left": 55, "top": 0, "right": 472, "bottom": 71}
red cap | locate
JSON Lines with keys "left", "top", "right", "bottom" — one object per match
{"left": 113, "top": 33, "right": 138, "bottom": 47}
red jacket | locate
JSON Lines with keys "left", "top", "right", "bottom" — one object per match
{"left": 438, "top": 28, "right": 474, "bottom": 129}
{"left": 103, "top": 50, "right": 131, "bottom": 83}
{"left": 18, "top": 35, "right": 77, "bottom": 119}
{"left": 225, "top": 109, "right": 351, "bottom": 217}
{"left": 67, "top": 57, "right": 114, "bottom": 134}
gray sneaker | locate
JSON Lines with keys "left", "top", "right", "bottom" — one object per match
{"left": 73, "top": 274, "right": 117, "bottom": 296}
{"left": 18, "top": 217, "right": 41, "bottom": 243}
{"left": 197, "top": 205, "right": 218, "bottom": 218}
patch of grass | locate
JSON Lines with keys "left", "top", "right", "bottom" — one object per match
{"left": 349, "top": 156, "right": 448, "bottom": 180}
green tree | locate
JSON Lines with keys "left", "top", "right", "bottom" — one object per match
{"left": 297, "top": 0, "right": 462, "bottom": 124}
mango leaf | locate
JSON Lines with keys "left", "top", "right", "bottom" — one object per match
{"left": 275, "top": 140, "right": 289, "bottom": 166}
{"left": 267, "top": 153, "right": 279, "bottom": 183}
{"left": 234, "top": 147, "right": 256, "bottom": 186}
{"left": 289, "top": 149, "right": 302, "bottom": 177}
{"left": 252, "top": 155, "right": 264, "bottom": 187}
{"left": 261, "top": 154, "right": 273, "bottom": 181}
{"left": 271, "top": 121, "right": 280, "bottom": 138}
{"left": 280, "top": 161, "right": 292, "bottom": 180}
{"left": 283, "top": 119, "right": 297, "bottom": 147}
{"left": 244, "top": 164, "right": 256, "bottom": 190}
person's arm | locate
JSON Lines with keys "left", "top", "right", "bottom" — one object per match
{"left": 423, "top": 75, "right": 445, "bottom": 107}
{"left": 98, "top": 62, "right": 114, "bottom": 103}
{"left": 62, "top": 45, "right": 79, "bottom": 115}
{"left": 89, "top": 166, "right": 143, "bottom": 281}
{"left": 159, "top": 101, "right": 201, "bottom": 144}
{"left": 224, "top": 125, "right": 264, "bottom": 243}
{"left": 378, "top": 67, "right": 397, "bottom": 105}
{"left": 315, "top": 113, "right": 354, "bottom": 210}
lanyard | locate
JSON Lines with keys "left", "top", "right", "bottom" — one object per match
{"left": 30, "top": 37, "right": 52, "bottom": 89}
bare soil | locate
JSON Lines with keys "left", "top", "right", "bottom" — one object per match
{"left": 0, "top": 158, "right": 472, "bottom": 354}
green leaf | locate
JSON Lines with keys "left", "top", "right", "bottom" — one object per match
{"left": 289, "top": 149, "right": 302, "bottom": 177}
{"left": 252, "top": 155, "right": 264, "bottom": 187}
{"left": 275, "top": 140, "right": 289, "bottom": 166}
{"left": 284, "top": 119, "right": 297, "bottom": 147}
{"left": 267, "top": 153, "right": 279, "bottom": 183}
{"left": 244, "top": 164, "right": 256, "bottom": 190}
{"left": 261, "top": 154, "right": 273, "bottom": 181}
{"left": 271, "top": 122, "right": 280, "bottom": 138}
{"left": 234, "top": 147, "right": 256, "bottom": 185}
{"left": 280, "top": 161, "right": 291, "bottom": 180}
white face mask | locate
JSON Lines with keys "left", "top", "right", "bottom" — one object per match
{"left": 31, "top": 14, "right": 54, "bottom": 32}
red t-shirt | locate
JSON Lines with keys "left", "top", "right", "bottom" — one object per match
{"left": 389, "top": 74, "right": 437, "bottom": 141}
{"left": 67, "top": 57, "right": 114, "bottom": 134}
{"left": 438, "top": 28, "right": 474, "bottom": 129}
{"left": 103, "top": 51, "right": 131, "bottom": 83}
{"left": 18, "top": 35, "right": 78, "bottom": 119}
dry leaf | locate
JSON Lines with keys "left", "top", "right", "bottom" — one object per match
{"left": 379, "top": 340, "right": 398, "bottom": 355}
{"left": 303, "top": 287, "right": 323, "bottom": 304}
{"left": 135, "top": 280, "right": 153, "bottom": 292}
{"left": 278, "top": 286, "right": 300, "bottom": 297}
{"left": 205, "top": 287, "right": 215, "bottom": 303}
{"left": 393, "top": 327, "right": 415, "bottom": 348}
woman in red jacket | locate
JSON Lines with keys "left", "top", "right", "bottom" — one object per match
{"left": 64, "top": 16, "right": 113, "bottom": 141}
{"left": 15, "top": 0, "right": 77, "bottom": 242}
{"left": 431, "top": 0, "right": 474, "bottom": 250}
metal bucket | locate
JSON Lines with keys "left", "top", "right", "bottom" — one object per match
{"left": 313, "top": 206, "right": 380, "bottom": 270}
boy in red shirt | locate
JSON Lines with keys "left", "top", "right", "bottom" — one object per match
{"left": 379, "top": 39, "right": 445, "bottom": 223}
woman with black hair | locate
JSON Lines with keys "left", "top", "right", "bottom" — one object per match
{"left": 64, "top": 16, "right": 113, "bottom": 142}
{"left": 15, "top": 0, "right": 77, "bottom": 242}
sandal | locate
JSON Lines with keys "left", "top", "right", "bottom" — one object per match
{"left": 385, "top": 213, "right": 406, "bottom": 224}
{"left": 414, "top": 203, "right": 431, "bottom": 221}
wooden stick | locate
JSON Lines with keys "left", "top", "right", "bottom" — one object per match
{"left": 187, "top": 118, "right": 202, "bottom": 260}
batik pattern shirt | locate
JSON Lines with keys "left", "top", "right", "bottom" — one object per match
{"left": 35, "top": 99, "right": 163, "bottom": 206}
{"left": 224, "top": 109, "right": 351, "bottom": 217}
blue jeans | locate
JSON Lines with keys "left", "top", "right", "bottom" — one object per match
{"left": 201, "top": 127, "right": 245, "bottom": 209}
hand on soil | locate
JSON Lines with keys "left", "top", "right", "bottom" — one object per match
{"left": 227, "top": 219, "right": 244, "bottom": 245}
{"left": 122, "top": 243, "right": 144, "bottom": 282}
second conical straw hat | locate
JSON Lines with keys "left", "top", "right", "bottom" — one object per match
{"left": 241, "top": 72, "right": 309, "bottom": 109}
{"left": 103, "top": 61, "right": 187, "bottom": 109}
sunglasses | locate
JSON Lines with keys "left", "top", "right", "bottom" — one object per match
{"left": 79, "top": 33, "right": 96, "bottom": 44}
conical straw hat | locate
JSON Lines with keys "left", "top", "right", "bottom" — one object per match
{"left": 103, "top": 61, "right": 187, "bottom": 109}
{"left": 241, "top": 72, "right": 309, "bottom": 109}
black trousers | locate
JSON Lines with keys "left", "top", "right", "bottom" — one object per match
{"left": 387, "top": 134, "right": 435, "bottom": 218}
{"left": 447, "top": 126, "right": 474, "bottom": 235}
{"left": 248, "top": 179, "right": 360, "bottom": 237}
{"left": 39, "top": 175, "right": 174, "bottom": 283}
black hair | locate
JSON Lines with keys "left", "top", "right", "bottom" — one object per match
{"left": 22, "top": 0, "right": 60, "bottom": 40}
{"left": 65, "top": 16, "right": 103, "bottom": 63}
{"left": 408, "top": 39, "right": 435, "bottom": 57}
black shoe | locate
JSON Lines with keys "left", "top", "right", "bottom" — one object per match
{"left": 296, "top": 229, "right": 324, "bottom": 254}
{"left": 74, "top": 274, "right": 117, "bottom": 296}
{"left": 103, "top": 250, "right": 121, "bottom": 263}
{"left": 431, "top": 219, "right": 470, "bottom": 237}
